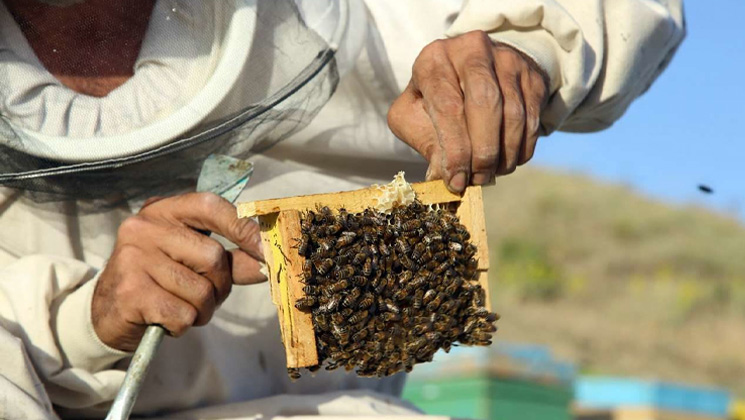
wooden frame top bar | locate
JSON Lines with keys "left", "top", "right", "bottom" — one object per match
{"left": 238, "top": 180, "right": 462, "bottom": 218}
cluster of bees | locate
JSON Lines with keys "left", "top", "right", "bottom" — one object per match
{"left": 289, "top": 202, "right": 498, "bottom": 379}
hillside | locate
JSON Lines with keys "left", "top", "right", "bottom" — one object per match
{"left": 483, "top": 167, "right": 745, "bottom": 397}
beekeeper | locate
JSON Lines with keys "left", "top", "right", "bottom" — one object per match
{"left": 0, "top": 0, "right": 684, "bottom": 418}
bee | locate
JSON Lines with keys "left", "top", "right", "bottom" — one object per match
{"left": 302, "top": 259, "right": 313, "bottom": 280}
{"left": 295, "top": 296, "right": 316, "bottom": 310}
{"left": 425, "top": 331, "right": 442, "bottom": 342}
{"left": 395, "top": 238, "right": 410, "bottom": 255}
{"left": 373, "top": 277, "right": 387, "bottom": 294}
{"left": 314, "top": 258, "right": 334, "bottom": 275}
{"left": 362, "top": 258, "right": 373, "bottom": 276}
{"left": 378, "top": 241, "right": 391, "bottom": 256}
{"left": 340, "top": 307, "right": 354, "bottom": 317}
{"left": 333, "top": 324, "right": 350, "bottom": 345}
{"left": 406, "top": 274, "right": 428, "bottom": 291}
{"left": 462, "top": 317, "right": 478, "bottom": 335}
{"left": 410, "top": 242, "right": 426, "bottom": 262}
{"left": 308, "top": 364, "right": 321, "bottom": 373}
{"left": 422, "top": 289, "right": 437, "bottom": 305}
{"left": 303, "top": 285, "right": 318, "bottom": 295}
{"left": 330, "top": 312, "right": 346, "bottom": 326}
{"left": 392, "top": 288, "right": 409, "bottom": 302}
{"left": 348, "top": 309, "right": 369, "bottom": 325}
{"left": 295, "top": 234, "right": 310, "bottom": 256}
{"left": 381, "top": 312, "right": 401, "bottom": 322}
{"left": 316, "top": 238, "right": 335, "bottom": 253}
{"left": 426, "top": 293, "right": 444, "bottom": 311}
{"left": 372, "top": 331, "right": 387, "bottom": 342}
{"left": 326, "top": 220, "right": 343, "bottom": 236}
{"left": 352, "top": 328, "right": 369, "bottom": 342}
{"left": 444, "top": 277, "right": 462, "bottom": 295}
{"left": 438, "top": 299, "right": 458, "bottom": 314}
{"left": 384, "top": 300, "right": 401, "bottom": 314}
{"left": 434, "top": 261, "right": 450, "bottom": 275}
{"left": 324, "top": 279, "right": 349, "bottom": 295}
{"left": 471, "top": 332, "right": 492, "bottom": 344}
{"left": 351, "top": 275, "right": 368, "bottom": 287}
{"left": 412, "top": 289, "right": 424, "bottom": 309}
{"left": 317, "top": 294, "right": 341, "bottom": 313}
{"left": 335, "top": 232, "right": 356, "bottom": 249}
{"left": 406, "top": 337, "right": 427, "bottom": 351}
{"left": 433, "top": 250, "right": 448, "bottom": 262}
{"left": 352, "top": 252, "right": 367, "bottom": 265}
{"left": 342, "top": 288, "right": 361, "bottom": 308}
{"left": 423, "top": 233, "right": 443, "bottom": 245}
{"left": 399, "top": 255, "right": 416, "bottom": 271}
{"left": 287, "top": 367, "right": 302, "bottom": 380}
{"left": 333, "top": 265, "right": 354, "bottom": 280}
{"left": 333, "top": 254, "right": 350, "bottom": 266}
{"left": 464, "top": 306, "right": 489, "bottom": 317}
{"left": 401, "top": 219, "right": 422, "bottom": 232}
{"left": 472, "top": 288, "right": 486, "bottom": 307}
{"left": 448, "top": 241, "right": 463, "bottom": 252}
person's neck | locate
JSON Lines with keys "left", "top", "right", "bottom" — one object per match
{"left": 4, "top": 0, "right": 155, "bottom": 97}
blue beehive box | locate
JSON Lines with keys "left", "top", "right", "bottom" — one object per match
{"left": 575, "top": 377, "right": 732, "bottom": 418}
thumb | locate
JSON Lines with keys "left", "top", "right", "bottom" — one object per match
{"left": 388, "top": 83, "right": 442, "bottom": 177}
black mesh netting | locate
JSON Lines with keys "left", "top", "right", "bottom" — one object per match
{"left": 0, "top": 0, "right": 340, "bottom": 211}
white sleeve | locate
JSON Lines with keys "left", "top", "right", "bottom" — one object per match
{"left": 0, "top": 255, "right": 130, "bottom": 415}
{"left": 446, "top": 0, "right": 686, "bottom": 133}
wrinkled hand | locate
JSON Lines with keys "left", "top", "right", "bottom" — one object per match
{"left": 93, "top": 193, "right": 266, "bottom": 352}
{"left": 388, "top": 31, "right": 549, "bottom": 192}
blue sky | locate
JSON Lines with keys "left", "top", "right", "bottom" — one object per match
{"left": 531, "top": 0, "right": 745, "bottom": 221}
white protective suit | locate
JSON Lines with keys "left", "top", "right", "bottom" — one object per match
{"left": 0, "top": 0, "right": 684, "bottom": 419}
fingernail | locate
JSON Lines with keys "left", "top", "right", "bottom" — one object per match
{"left": 425, "top": 165, "right": 435, "bottom": 181}
{"left": 472, "top": 172, "right": 492, "bottom": 185}
{"left": 449, "top": 172, "right": 468, "bottom": 193}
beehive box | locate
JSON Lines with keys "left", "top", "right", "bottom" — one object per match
{"left": 237, "top": 178, "right": 491, "bottom": 370}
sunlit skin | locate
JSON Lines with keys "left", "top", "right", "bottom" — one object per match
{"left": 3, "top": 0, "right": 547, "bottom": 351}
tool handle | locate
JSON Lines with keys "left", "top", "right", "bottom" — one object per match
{"left": 104, "top": 325, "right": 166, "bottom": 420}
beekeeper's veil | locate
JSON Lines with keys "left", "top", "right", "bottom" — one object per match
{"left": 0, "top": 0, "right": 345, "bottom": 210}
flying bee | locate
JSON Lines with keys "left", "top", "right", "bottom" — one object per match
{"left": 357, "top": 293, "right": 374, "bottom": 309}
{"left": 348, "top": 309, "right": 369, "bottom": 325}
{"left": 426, "top": 293, "right": 445, "bottom": 311}
{"left": 333, "top": 265, "right": 354, "bottom": 280}
{"left": 335, "top": 231, "right": 357, "bottom": 248}
{"left": 314, "top": 258, "right": 334, "bottom": 275}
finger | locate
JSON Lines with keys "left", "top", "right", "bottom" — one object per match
{"left": 117, "top": 216, "right": 232, "bottom": 302}
{"left": 145, "top": 252, "right": 218, "bottom": 326}
{"left": 519, "top": 70, "right": 547, "bottom": 165}
{"left": 140, "top": 193, "right": 264, "bottom": 262}
{"left": 135, "top": 274, "right": 198, "bottom": 338}
{"left": 413, "top": 41, "right": 471, "bottom": 192}
{"left": 229, "top": 249, "right": 268, "bottom": 285}
{"left": 494, "top": 53, "right": 525, "bottom": 175}
{"left": 449, "top": 32, "right": 501, "bottom": 185}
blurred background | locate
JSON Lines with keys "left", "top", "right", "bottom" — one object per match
{"left": 403, "top": 1, "right": 745, "bottom": 419}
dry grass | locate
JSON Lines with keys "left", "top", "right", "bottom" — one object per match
{"left": 483, "top": 167, "right": 745, "bottom": 397}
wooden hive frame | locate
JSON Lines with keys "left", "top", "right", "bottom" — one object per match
{"left": 237, "top": 180, "right": 490, "bottom": 369}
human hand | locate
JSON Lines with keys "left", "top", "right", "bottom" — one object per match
{"left": 388, "top": 31, "right": 549, "bottom": 192}
{"left": 92, "top": 193, "right": 266, "bottom": 352}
